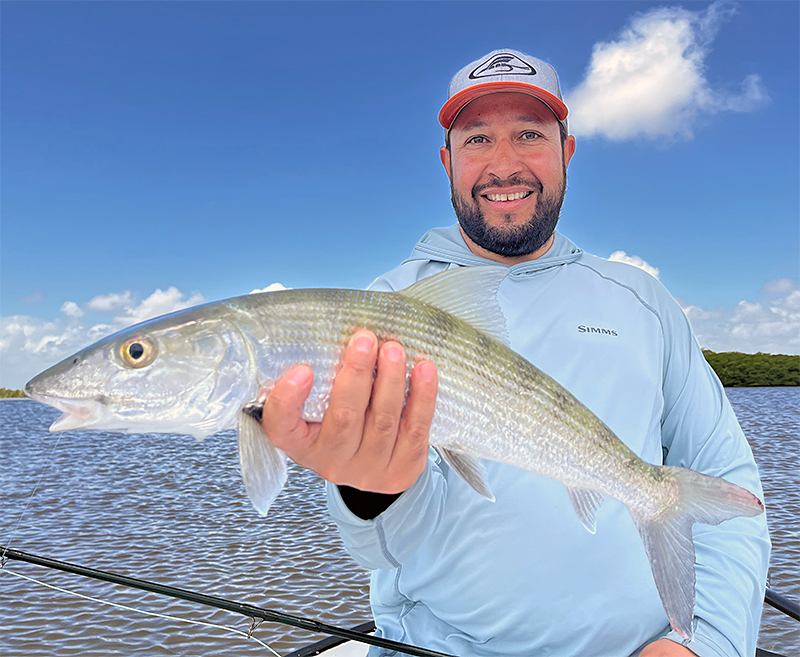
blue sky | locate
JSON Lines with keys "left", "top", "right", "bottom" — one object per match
{"left": 2, "top": 1, "right": 798, "bottom": 388}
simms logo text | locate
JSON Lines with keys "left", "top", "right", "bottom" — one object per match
{"left": 578, "top": 325, "right": 618, "bottom": 336}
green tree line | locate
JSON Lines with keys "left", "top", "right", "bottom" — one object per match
{"left": 703, "top": 351, "right": 800, "bottom": 387}
{"left": 0, "top": 388, "right": 26, "bottom": 398}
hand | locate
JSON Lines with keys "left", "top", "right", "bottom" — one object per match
{"left": 261, "top": 329, "right": 438, "bottom": 494}
{"left": 640, "top": 638, "right": 697, "bottom": 657}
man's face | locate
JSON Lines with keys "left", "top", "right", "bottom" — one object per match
{"left": 441, "top": 92, "right": 576, "bottom": 260}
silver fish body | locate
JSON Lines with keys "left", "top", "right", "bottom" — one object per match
{"left": 25, "top": 266, "right": 763, "bottom": 640}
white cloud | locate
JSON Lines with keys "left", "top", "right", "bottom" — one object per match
{"left": 0, "top": 315, "right": 89, "bottom": 388}
{"left": 0, "top": 286, "right": 206, "bottom": 389}
{"left": 21, "top": 290, "right": 45, "bottom": 303}
{"left": 608, "top": 251, "right": 660, "bottom": 279}
{"left": 60, "top": 301, "right": 84, "bottom": 318}
{"left": 250, "top": 282, "right": 288, "bottom": 294}
{"left": 86, "top": 290, "right": 135, "bottom": 312}
{"left": 114, "top": 287, "right": 206, "bottom": 328}
{"left": 760, "top": 278, "right": 799, "bottom": 296}
{"left": 87, "top": 324, "right": 113, "bottom": 341}
{"left": 682, "top": 281, "right": 800, "bottom": 355}
{"left": 567, "top": 1, "right": 769, "bottom": 141}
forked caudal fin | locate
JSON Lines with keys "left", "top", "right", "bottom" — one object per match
{"left": 632, "top": 466, "right": 764, "bottom": 641}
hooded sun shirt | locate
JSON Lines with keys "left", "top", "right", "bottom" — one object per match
{"left": 326, "top": 226, "right": 770, "bottom": 657}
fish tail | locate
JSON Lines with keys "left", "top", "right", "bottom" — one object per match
{"left": 631, "top": 466, "right": 764, "bottom": 640}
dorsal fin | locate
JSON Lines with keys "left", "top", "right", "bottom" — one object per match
{"left": 400, "top": 266, "right": 510, "bottom": 346}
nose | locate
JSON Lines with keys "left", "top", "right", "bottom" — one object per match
{"left": 485, "top": 138, "right": 524, "bottom": 180}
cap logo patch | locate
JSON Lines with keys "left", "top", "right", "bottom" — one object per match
{"left": 469, "top": 53, "right": 536, "bottom": 79}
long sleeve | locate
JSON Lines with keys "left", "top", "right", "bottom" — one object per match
{"left": 325, "top": 451, "right": 448, "bottom": 570}
{"left": 659, "top": 296, "right": 771, "bottom": 657}
{"left": 320, "top": 230, "right": 773, "bottom": 655}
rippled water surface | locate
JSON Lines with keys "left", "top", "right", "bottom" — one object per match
{"left": 725, "top": 388, "right": 799, "bottom": 655}
{"left": 1, "top": 388, "right": 797, "bottom": 655}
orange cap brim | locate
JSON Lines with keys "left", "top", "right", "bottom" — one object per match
{"left": 439, "top": 81, "right": 568, "bottom": 129}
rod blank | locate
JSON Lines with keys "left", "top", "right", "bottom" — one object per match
{"left": 0, "top": 546, "right": 454, "bottom": 657}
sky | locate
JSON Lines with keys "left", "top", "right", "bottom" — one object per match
{"left": 1, "top": 1, "right": 798, "bottom": 389}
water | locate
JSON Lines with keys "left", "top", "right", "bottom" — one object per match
{"left": 1, "top": 400, "right": 372, "bottom": 655}
{"left": 725, "top": 388, "right": 799, "bottom": 655}
{"left": 1, "top": 388, "right": 797, "bottom": 655}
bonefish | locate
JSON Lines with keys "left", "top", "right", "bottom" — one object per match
{"left": 25, "top": 265, "right": 764, "bottom": 640}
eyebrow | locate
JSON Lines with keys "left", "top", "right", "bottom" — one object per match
{"left": 461, "top": 119, "right": 487, "bottom": 130}
{"left": 459, "top": 115, "right": 549, "bottom": 131}
{"left": 516, "top": 115, "right": 548, "bottom": 125}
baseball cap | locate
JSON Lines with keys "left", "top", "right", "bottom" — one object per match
{"left": 439, "top": 49, "right": 569, "bottom": 132}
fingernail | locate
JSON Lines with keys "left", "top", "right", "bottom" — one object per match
{"left": 353, "top": 333, "right": 374, "bottom": 353}
{"left": 287, "top": 366, "right": 311, "bottom": 387}
{"left": 383, "top": 343, "right": 403, "bottom": 362}
{"left": 416, "top": 360, "right": 437, "bottom": 382}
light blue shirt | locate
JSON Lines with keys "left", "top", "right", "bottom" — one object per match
{"left": 326, "top": 227, "right": 770, "bottom": 657}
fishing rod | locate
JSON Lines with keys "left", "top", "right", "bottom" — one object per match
{"left": 764, "top": 587, "right": 800, "bottom": 622}
{"left": 0, "top": 546, "right": 455, "bottom": 657}
{"left": 6, "top": 545, "right": 797, "bottom": 654}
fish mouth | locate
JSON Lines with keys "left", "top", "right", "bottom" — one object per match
{"left": 25, "top": 388, "right": 103, "bottom": 432}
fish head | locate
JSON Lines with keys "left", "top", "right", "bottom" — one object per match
{"left": 25, "top": 305, "right": 256, "bottom": 438}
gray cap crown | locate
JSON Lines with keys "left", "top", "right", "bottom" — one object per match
{"left": 439, "top": 49, "right": 568, "bottom": 131}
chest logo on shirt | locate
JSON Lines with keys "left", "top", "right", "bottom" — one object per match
{"left": 578, "top": 325, "right": 618, "bottom": 337}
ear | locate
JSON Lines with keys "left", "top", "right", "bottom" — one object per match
{"left": 440, "top": 145, "right": 452, "bottom": 179}
{"left": 563, "top": 135, "right": 576, "bottom": 169}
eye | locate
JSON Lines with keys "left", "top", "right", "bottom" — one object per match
{"left": 521, "top": 131, "right": 541, "bottom": 141}
{"left": 466, "top": 135, "right": 488, "bottom": 144}
{"left": 120, "top": 335, "right": 157, "bottom": 369}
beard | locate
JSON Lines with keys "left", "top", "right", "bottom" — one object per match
{"left": 451, "top": 173, "right": 566, "bottom": 258}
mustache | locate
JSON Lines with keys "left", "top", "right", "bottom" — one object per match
{"left": 473, "top": 176, "right": 544, "bottom": 197}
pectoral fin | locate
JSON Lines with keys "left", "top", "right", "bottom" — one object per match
{"left": 438, "top": 447, "right": 494, "bottom": 501}
{"left": 238, "top": 403, "right": 287, "bottom": 516}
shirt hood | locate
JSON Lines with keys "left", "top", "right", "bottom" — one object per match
{"left": 406, "top": 224, "right": 583, "bottom": 276}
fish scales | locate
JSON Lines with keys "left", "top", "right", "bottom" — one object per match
{"left": 233, "top": 287, "right": 650, "bottom": 508}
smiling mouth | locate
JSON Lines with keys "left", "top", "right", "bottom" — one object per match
{"left": 483, "top": 191, "right": 534, "bottom": 202}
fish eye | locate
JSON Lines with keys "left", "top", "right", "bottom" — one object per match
{"left": 120, "top": 335, "right": 157, "bottom": 369}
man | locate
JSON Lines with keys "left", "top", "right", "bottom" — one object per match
{"left": 262, "top": 50, "right": 770, "bottom": 657}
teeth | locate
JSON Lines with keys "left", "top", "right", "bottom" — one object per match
{"left": 486, "top": 191, "right": 530, "bottom": 202}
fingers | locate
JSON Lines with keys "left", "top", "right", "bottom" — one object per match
{"left": 393, "top": 359, "right": 438, "bottom": 476}
{"left": 319, "top": 330, "right": 379, "bottom": 462}
{"left": 261, "top": 328, "right": 438, "bottom": 495}
{"left": 359, "top": 340, "right": 409, "bottom": 467}
{"left": 348, "top": 341, "right": 436, "bottom": 494}
{"left": 261, "top": 364, "right": 317, "bottom": 454}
